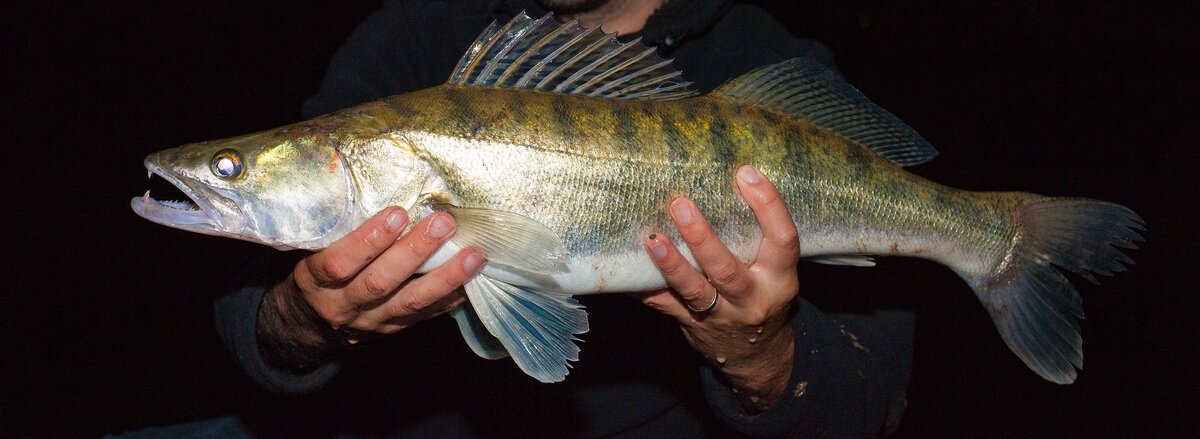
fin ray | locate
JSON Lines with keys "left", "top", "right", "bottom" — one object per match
{"left": 438, "top": 203, "right": 570, "bottom": 274}
{"left": 962, "top": 196, "right": 1142, "bottom": 384}
{"left": 711, "top": 58, "right": 937, "bottom": 166}
{"left": 450, "top": 303, "right": 509, "bottom": 360}
{"left": 463, "top": 275, "right": 589, "bottom": 383}
{"left": 449, "top": 13, "right": 696, "bottom": 100}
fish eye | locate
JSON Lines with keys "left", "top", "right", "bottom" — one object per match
{"left": 210, "top": 149, "right": 243, "bottom": 179}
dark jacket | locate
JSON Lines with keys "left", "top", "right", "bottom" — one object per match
{"left": 216, "top": 1, "right": 912, "bottom": 437}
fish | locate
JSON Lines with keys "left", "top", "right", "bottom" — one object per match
{"left": 131, "top": 13, "right": 1143, "bottom": 384}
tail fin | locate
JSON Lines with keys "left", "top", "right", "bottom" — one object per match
{"left": 964, "top": 197, "right": 1144, "bottom": 384}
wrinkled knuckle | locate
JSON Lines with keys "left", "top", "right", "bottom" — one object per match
{"left": 360, "top": 272, "right": 393, "bottom": 299}
{"left": 670, "top": 278, "right": 706, "bottom": 301}
{"left": 774, "top": 230, "right": 801, "bottom": 252}
{"left": 679, "top": 284, "right": 709, "bottom": 302}
{"left": 439, "top": 272, "right": 466, "bottom": 292}
{"left": 402, "top": 240, "right": 432, "bottom": 263}
{"left": 348, "top": 320, "right": 379, "bottom": 333}
{"left": 681, "top": 229, "right": 710, "bottom": 247}
{"left": 355, "top": 231, "right": 384, "bottom": 252}
{"left": 706, "top": 262, "right": 741, "bottom": 286}
{"left": 292, "top": 267, "right": 318, "bottom": 292}
{"left": 745, "top": 308, "right": 771, "bottom": 327}
{"left": 759, "top": 189, "right": 784, "bottom": 209}
{"left": 314, "top": 257, "right": 351, "bottom": 285}
{"left": 658, "top": 260, "right": 688, "bottom": 278}
{"left": 312, "top": 305, "right": 344, "bottom": 326}
{"left": 392, "top": 293, "right": 432, "bottom": 317}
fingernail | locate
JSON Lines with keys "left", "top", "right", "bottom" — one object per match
{"left": 647, "top": 235, "right": 668, "bottom": 260}
{"left": 671, "top": 199, "right": 694, "bottom": 225}
{"left": 462, "top": 251, "right": 485, "bottom": 272}
{"left": 385, "top": 208, "right": 407, "bottom": 232}
{"left": 429, "top": 214, "right": 455, "bottom": 238}
{"left": 738, "top": 165, "right": 763, "bottom": 184}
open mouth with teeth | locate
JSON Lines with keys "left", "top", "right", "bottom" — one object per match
{"left": 131, "top": 157, "right": 240, "bottom": 237}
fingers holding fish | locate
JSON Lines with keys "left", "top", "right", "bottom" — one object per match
{"left": 358, "top": 248, "right": 483, "bottom": 334}
{"left": 342, "top": 212, "right": 457, "bottom": 309}
{"left": 669, "top": 198, "right": 754, "bottom": 303}
{"left": 289, "top": 207, "right": 471, "bottom": 339}
{"left": 293, "top": 208, "right": 410, "bottom": 327}
{"left": 735, "top": 166, "right": 801, "bottom": 274}
{"left": 640, "top": 233, "right": 720, "bottom": 321}
{"left": 639, "top": 178, "right": 803, "bottom": 411}
{"left": 641, "top": 215, "right": 796, "bottom": 412}
{"left": 302, "top": 207, "right": 409, "bottom": 289}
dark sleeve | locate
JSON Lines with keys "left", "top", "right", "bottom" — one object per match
{"left": 213, "top": 265, "right": 342, "bottom": 395}
{"left": 699, "top": 300, "right": 913, "bottom": 438}
{"left": 301, "top": 0, "right": 492, "bottom": 119}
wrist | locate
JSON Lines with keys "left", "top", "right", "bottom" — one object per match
{"left": 256, "top": 273, "right": 339, "bottom": 372}
{"left": 712, "top": 324, "right": 795, "bottom": 413}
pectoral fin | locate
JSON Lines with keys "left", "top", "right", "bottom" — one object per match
{"left": 463, "top": 275, "right": 589, "bottom": 383}
{"left": 439, "top": 204, "right": 570, "bottom": 274}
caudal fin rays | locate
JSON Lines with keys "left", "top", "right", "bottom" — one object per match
{"left": 963, "top": 197, "right": 1142, "bottom": 384}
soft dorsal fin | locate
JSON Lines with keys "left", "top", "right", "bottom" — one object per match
{"left": 448, "top": 13, "right": 697, "bottom": 100}
{"left": 711, "top": 58, "right": 938, "bottom": 166}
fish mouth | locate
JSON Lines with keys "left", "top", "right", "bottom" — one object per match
{"left": 131, "top": 157, "right": 243, "bottom": 237}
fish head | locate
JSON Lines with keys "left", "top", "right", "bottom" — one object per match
{"left": 132, "top": 122, "right": 354, "bottom": 250}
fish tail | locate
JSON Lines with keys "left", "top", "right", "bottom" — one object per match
{"left": 959, "top": 195, "right": 1143, "bottom": 383}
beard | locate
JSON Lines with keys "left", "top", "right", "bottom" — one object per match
{"left": 533, "top": 0, "right": 615, "bottom": 15}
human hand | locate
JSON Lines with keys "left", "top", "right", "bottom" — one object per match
{"left": 257, "top": 206, "right": 485, "bottom": 370}
{"left": 634, "top": 165, "right": 801, "bottom": 413}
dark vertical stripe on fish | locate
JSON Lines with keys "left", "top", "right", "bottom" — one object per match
{"left": 707, "top": 101, "right": 735, "bottom": 165}
{"left": 442, "top": 87, "right": 479, "bottom": 137}
{"left": 612, "top": 100, "right": 640, "bottom": 156}
{"left": 551, "top": 94, "right": 576, "bottom": 143}
{"left": 504, "top": 91, "right": 528, "bottom": 127}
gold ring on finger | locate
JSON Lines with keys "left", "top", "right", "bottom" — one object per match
{"left": 686, "top": 291, "right": 720, "bottom": 314}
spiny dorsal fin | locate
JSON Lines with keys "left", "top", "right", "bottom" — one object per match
{"left": 448, "top": 13, "right": 697, "bottom": 100}
{"left": 711, "top": 58, "right": 938, "bottom": 166}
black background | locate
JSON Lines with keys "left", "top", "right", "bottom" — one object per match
{"left": 9, "top": 1, "right": 1198, "bottom": 437}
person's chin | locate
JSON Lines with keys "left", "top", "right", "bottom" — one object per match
{"left": 534, "top": 0, "right": 614, "bottom": 15}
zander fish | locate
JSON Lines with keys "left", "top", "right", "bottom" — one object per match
{"left": 132, "top": 14, "right": 1143, "bottom": 383}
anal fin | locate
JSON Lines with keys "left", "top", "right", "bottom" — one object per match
{"left": 463, "top": 275, "right": 589, "bottom": 383}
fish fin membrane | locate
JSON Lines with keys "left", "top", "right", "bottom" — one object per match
{"left": 710, "top": 58, "right": 937, "bottom": 167}
{"left": 810, "top": 255, "right": 876, "bottom": 267}
{"left": 965, "top": 197, "right": 1143, "bottom": 384}
{"left": 448, "top": 12, "right": 697, "bottom": 100}
{"left": 441, "top": 204, "right": 570, "bottom": 274}
{"left": 464, "top": 275, "right": 590, "bottom": 383}
{"left": 451, "top": 302, "right": 510, "bottom": 360}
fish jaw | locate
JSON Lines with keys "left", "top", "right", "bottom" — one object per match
{"left": 131, "top": 154, "right": 248, "bottom": 240}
